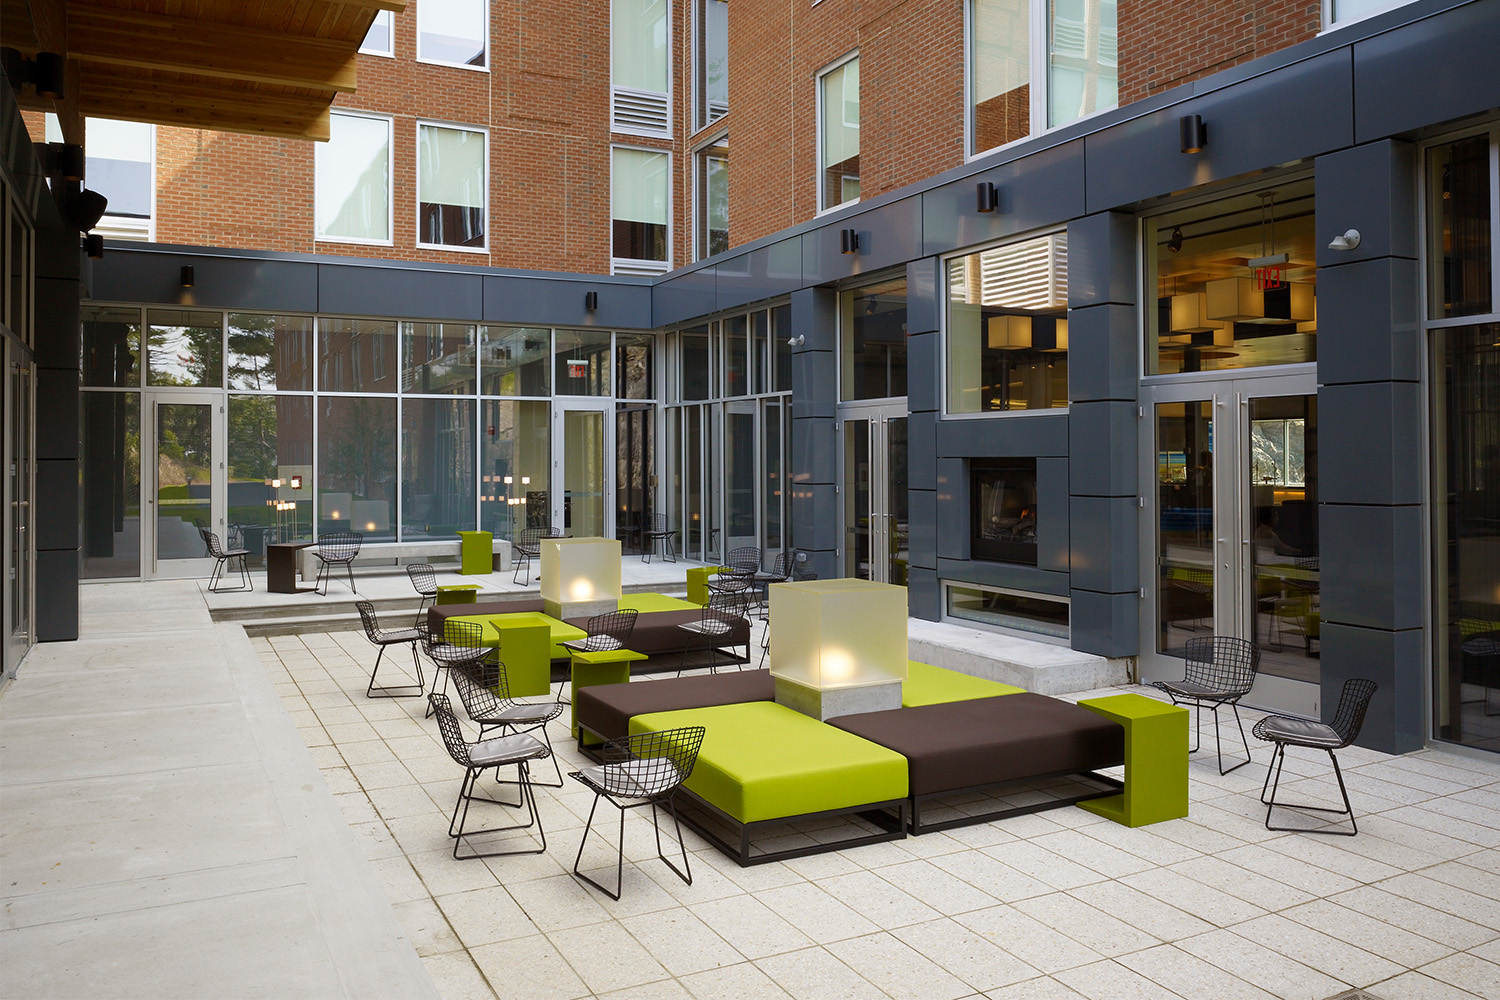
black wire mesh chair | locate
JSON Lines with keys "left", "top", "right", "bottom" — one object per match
{"left": 407, "top": 562, "right": 438, "bottom": 628}
{"left": 642, "top": 511, "right": 677, "bottom": 564}
{"left": 450, "top": 658, "right": 567, "bottom": 788}
{"left": 758, "top": 553, "right": 817, "bottom": 668}
{"left": 1151, "top": 635, "right": 1259, "bottom": 774}
{"left": 558, "top": 609, "right": 641, "bottom": 704}
{"left": 679, "top": 590, "right": 746, "bottom": 676}
{"left": 570, "top": 725, "right": 706, "bottom": 900}
{"left": 312, "top": 530, "right": 362, "bottom": 596}
{"left": 1254, "top": 677, "right": 1378, "bottom": 836}
{"left": 420, "top": 619, "right": 490, "bottom": 718}
{"left": 199, "top": 527, "right": 251, "bottom": 593}
{"left": 430, "top": 693, "right": 550, "bottom": 860}
{"left": 512, "top": 526, "right": 564, "bottom": 586}
{"left": 355, "top": 600, "right": 425, "bottom": 699}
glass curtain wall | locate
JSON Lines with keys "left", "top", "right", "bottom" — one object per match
{"left": 841, "top": 278, "right": 908, "bottom": 401}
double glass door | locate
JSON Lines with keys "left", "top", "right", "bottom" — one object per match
{"left": 146, "top": 391, "right": 225, "bottom": 579}
{"left": 841, "top": 402, "right": 908, "bottom": 584}
{"left": 5, "top": 353, "right": 31, "bottom": 675}
{"left": 1140, "top": 372, "right": 1321, "bottom": 716}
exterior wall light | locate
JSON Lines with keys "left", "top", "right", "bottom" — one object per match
{"left": 839, "top": 228, "right": 860, "bottom": 254}
{"left": 584, "top": 290, "right": 599, "bottom": 310}
{"left": 180, "top": 265, "right": 195, "bottom": 287}
{"left": 976, "top": 181, "right": 1000, "bottom": 213}
{"left": 1328, "top": 229, "right": 1361, "bottom": 251}
{"left": 1179, "top": 114, "right": 1206, "bottom": 154}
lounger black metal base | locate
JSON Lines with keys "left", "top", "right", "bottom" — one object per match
{"left": 903, "top": 767, "right": 1123, "bottom": 835}
{"left": 671, "top": 789, "right": 909, "bottom": 867}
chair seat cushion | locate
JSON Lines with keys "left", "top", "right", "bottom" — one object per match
{"left": 564, "top": 634, "right": 625, "bottom": 653}
{"left": 481, "top": 703, "right": 564, "bottom": 726}
{"left": 469, "top": 732, "right": 547, "bottom": 767}
{"left": 575, "top": 757, "right": 686, "bottom": 799}
{"left": 630, "top": 702, "right": 908, "bottom": 824}
{"left": 1255, "top": 716, "right": 1341, "bottom": 748}
{"left": 379, "top": 628, "right": 423, "bottom": 644}
{"left": 1153, "top": 679, "right": 1241, "bottom": 700}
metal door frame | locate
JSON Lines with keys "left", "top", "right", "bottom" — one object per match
{"left": 552, "top": 398, "right": 615, "bottom": 538}
{"left": 838, "top": 399, "right": 908, "bottom": 583}
{"left": 143, "top": 389, "right": 225, "bottom": 579}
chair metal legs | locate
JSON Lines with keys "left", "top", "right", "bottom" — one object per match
{"left": 1162, "top": 694, "right": 1252, "bottom": 775}
{"left": 207, "top": 553, "right": 251, "bottom": 593}
{"left": 572, "top": 791, "right": 692, "bottom": 900}
{"left": 315, "top": 558, "right": 357, "bottom": 596}
{"left": 512, "top": 550, "right": 531, "bottom": 586}
{"left": 366, "top": 640, "right": 425, "bottom": 699}
{"left": 1260, "top": 743, "right": 1359, "bottom": 835}
{"left": 448, "top": 761, "right": 547, "bottom": 860}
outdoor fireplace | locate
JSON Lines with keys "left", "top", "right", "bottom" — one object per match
{"left": 971, "top": 459, "right": 1038, "bottom": 565}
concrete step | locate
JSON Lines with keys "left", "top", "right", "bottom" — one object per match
{"left": 906, "top": 617, "right": 1131, "bottom": 696}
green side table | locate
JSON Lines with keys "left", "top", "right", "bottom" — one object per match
{"left": 1077, "top": 693, "right": 1189, "bottom": 827}
{"left": 569, "top": 647, "right": 648, "bottom": 737}
{"left": 435, "top": 584, "right": 481, "bottom": 605}
{"left": 456, "top": 530, "right": 493, "bottom": 575}
{"left": 686, "top": 566, "right": 729, "bottom": 606}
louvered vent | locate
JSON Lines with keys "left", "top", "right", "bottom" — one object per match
{"left": 967, "top": 233, "right": 1068, "bottom": 310}
{"left": 612, "top": 87, "right": 671, "bottom": 136}
{"left": 612, "top": 257, "right": 671, "bottom": 277}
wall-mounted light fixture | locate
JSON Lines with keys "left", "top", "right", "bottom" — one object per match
{"left": 1166, "top": 226, "right": 1184, "bottom": 253}
{"left": 584, "top": 290, "right": 598, "bottom": 310}
{"left": 58, "top": 183, "right": 108, "bottom": 233}
{"left": 1327, "top": 229, "right": 1361, "bottom": 251}
{"left": 85, "top": 233, "right": 104, "bottom": 259}
{"left": 2, "top": 49, "right": 65, "bottom": 99}
{"left": 180, "top": 265, "right": 195, "bottom": 287}
{"left": 1179, "top": 114, "right": 1206, "bottom": 154}
{"left": 839, "top": 228, "right": 860, "bottom": 254}
{"left": 35, "top": 142, "right": 85, "bottom": 182}
{"left": 787, "top": 334, "right": 805, "bottom": 347}
{"left": 976, "top": 181, "right": 999, "bottom": 213}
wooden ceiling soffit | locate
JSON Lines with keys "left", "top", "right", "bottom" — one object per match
{"left": 78, "top": 77, "right": 333, "bottom": 141}
{"left": 68, "top": 9, "right": 359, "bottom": 93}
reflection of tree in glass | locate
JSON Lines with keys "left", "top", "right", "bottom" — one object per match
{"left": 148, "top": 322, "right": 222, "bottom": 386}
{"left": 229, "top": 395, "right": 276, "bottom": 481}
{"left": 228, "top": 315, "right": 277, "bottom": 389}
{"left": 322, "top": 397, "right": 395, "bottom": 500}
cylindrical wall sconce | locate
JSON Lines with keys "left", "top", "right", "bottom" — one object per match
{"left": 1179, "top": 114, "right": 1207, "bottom": 154}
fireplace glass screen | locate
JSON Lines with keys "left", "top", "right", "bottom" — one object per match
{"left": 971, "top": 459, "right": 1038, "bottom": 565}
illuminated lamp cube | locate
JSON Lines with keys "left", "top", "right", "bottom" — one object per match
{"left": 770, "top": 578, "right": 908, "bottom": 721}
{"left": 541, "top": 537, "right": 621, "bottom": 620}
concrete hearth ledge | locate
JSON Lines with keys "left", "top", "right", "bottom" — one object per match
{"left": 907, "top": 618, "right": 1129, "bottom": 695}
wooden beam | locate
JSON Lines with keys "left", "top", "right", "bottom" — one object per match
{"left": 329, "top": 0, "right": 408, "bottom": 12}
{"left": 68, "top": 7, "right": 359, "bottom": 93}
{"left": 77, "top": 78, "right": 333, "bottom": 141}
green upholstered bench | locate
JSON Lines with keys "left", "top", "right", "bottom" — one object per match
{"left": 629, "top": 701, "right": 909, "bottom": 865}
{"left": 902, "top": 660, "right": 1025, "bottom": 707}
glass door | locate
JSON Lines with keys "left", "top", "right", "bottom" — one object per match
{"left": 841, "top": 403, "right": 908, "bottom": 583}
{"left": 5, "top": 353, "right": 31, "bottom": 675}
{"left": 1140, "top": 373, "right": 1321, "bottom": 716}
{"left": 554, "top": 401, "right": 613, "bottom": 538}
{"left": 145, "top": 391, "right": 225, "bottom": 578}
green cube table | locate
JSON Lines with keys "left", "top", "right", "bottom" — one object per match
{"left": 686, "top": 566, "right": 730, "bottom": 606}
{"left": 455, "top": 530, "right": 493, "bottom": 575}
{"left": 1076, "top": 693, "right": 1189, "bottom": 827}
{"left": 569, "top": 647, "right": 648, "bottom": 737}
{"left": 449, "top": 611, "right": 586, "bottom": 697}
{"left": 435, "top": 584, "right": 481, "bottom": 605}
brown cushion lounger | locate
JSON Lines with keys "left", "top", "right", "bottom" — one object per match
{"left": 575, "top": 668, "right": 776, "bottom": 743}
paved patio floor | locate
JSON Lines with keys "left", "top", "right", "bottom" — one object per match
{"left": 3, "top": 578, "right": 1499, "bottom": 999}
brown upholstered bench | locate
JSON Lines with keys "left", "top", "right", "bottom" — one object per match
{"left": 828, "top": 693, "right": 1125, "bottom": 834}
{"left": 575, "top": 668, "right": 776, "bottom": 745}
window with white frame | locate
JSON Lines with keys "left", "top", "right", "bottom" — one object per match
{"left": 818, "top": 54, "right": 859, "bottom": 211}
{"left": 613, "top": 147, "right": 670, "bottom": 273}
{"left": 83, "top": 118, "right": 155, "bottom": 240}
{"left": 695, "top": 0, "right": 728, "bottom": 131}
{"left": 417, "top": 123, "right": 487, "bottom": 249}
{"left": 696, "top": 142, "right": 728, "bottom": 259}
{"left": 419, "top": 0, "right": 487, "bottom": 68}
{"left": 968, "top": 0, "right": 1117, "bottom": 157}
{"left": 360, "top": 9, "right": 393, "bottom": 55}
{"left": 1327, "top": 0, "right": 1415, "bottom": 26}
{"left": 612, "top": 0, "right": 671, "bottom": 136}
{"left": 315, "top": 112, "right": 391, "bottom": 244}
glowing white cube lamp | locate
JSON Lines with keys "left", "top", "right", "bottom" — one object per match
{"left": 770, "top": 578, "right": 908, "bottom": 720}
{"left": 541, "top": 536, "right": 621, "bottom": 620}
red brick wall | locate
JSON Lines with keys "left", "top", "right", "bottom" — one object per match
{"left": 1117, "top": 0, "right": 1320, "bottom": 102}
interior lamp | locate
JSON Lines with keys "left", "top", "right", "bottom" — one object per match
{"left": 1204, "top": 277, "right": 1265, "bottom": 322}
{"left": 540, "top": 537, "right": 621, "bottom": 619}
{"left": 769, "top": 578, "right": 908, "bottom": 721}
{"left": 987, "top": 315, "right": 1033, "bottom": 350}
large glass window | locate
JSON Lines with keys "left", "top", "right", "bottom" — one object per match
{"left": 616, "top": 332, "right": 655, "bottom": 399}
{"left": 228, "top": 395, "right": 313, "bottom": 563}
{"left": 695, "top": 0, "right": 728, "bottom": 129}
{"left": 418, "top": 0, "right": 487, "bottom": 67}
{"left": 613, "top": 0, "right": 669, "bottom": 94}
{"left": 418, "top": 123, "right": 486, "bottom": 250}
{"left": 555, "top": 329, "right": 612, "bottom": 395}
{"left": 1145, "top": 179, "right": 1317, "bottom": 376}
{"left": 840, "top": 278, "right": 906, "bottom": 401}
{"left": 316, "top": 113, "right": 391, "bottom": 244}
{"left": 612, "top": 148, "right": 669, "bottom": 269}
{"left": 1047, "top": 0, "right": 1117, "bottom": 129}
{"left": 84, "top": 118, "right": 154, "bottom": 239}
{"left": 971, "top": 0, "right": 1031, "bottom": 155}
{"left": 318, "top": 317, "right": 398, "bottom": 393}
{"left": 402, "top": 397, "right": 476, "bottom": 538}
{"left": 318, "top": 396, "right": 396, "bottom": 538}
{"left": 403, "top": 322, "right": 477, "bottom": 394}
{"left": 360, "top": 9, "right": 393, "bottom": 55}
{"left": 481, "top": 400, "right": 550, "bottom": 543}
{"left": 82, "top": 305, "right": 141, "bottom": 388}
{"left": 946, "top": 232, "right": 1069, "bottom": 414}
{"left": 819, "top": 55, "right": 860, "bottom": 211}
{"left": 80, "top": 391, "right": 141, "bottom": 579}
{"left": 228, "top": 314, "right": 313, "bottom": 392}
{"left": 146, "top": 309, "right": 222, "bottom": 387}
{"left": 680, "top": 325, "right": 711, "bottom": 400}
{"left": 723, "top": 314, "right": 748, "bottom": 397}
{"left": 697, "top": 146, "right": 729, "bottom": 260}
{"left": 1429, "top": 135, "right": 1492, "bottom": 320}
{"left": 480, "top": 326, "right": 551, "bottom": 396}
